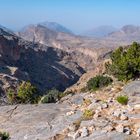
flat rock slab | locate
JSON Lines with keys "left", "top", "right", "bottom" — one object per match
{"left": 78, "top": 131, "right": 138, "bottom": 140}
{"left": 123, "top": 81, "right": 140, "bottom": 96}
{"left": 0, "top": 104, "right": 82, "bottom": 140}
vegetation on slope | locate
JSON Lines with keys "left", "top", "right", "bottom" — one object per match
{"left": 7, "top": 81, "right": 39, "bottom": 104}
{"left": 7, "top": 82, "right": 70, "bottom": 104}
{"left": 87, "top": 75, "right": 113, "bottom": 91}
{"left": 0, "top": 131, "right": 10, "bottom": 140}
{"left": 116, "top": 95, "right": 128, "bottom": 105}
{"left": 105, "top": 42, "right": 140, "bottom": 81}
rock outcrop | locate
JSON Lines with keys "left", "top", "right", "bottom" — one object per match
{"left": 0, "top": 81, "right": 140, "bottom": 139}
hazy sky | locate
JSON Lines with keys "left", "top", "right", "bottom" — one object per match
{"left": 0, "top": 0, "right": 140, "bottom": 33}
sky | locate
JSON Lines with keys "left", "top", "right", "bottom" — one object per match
{"left": 0, "top": 0, "right": 140, "bottom": 33}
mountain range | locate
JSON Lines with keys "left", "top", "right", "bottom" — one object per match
{"left": 1, "top": 21, "right": 140, "bottom": 139}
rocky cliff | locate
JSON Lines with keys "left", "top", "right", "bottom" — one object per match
{"left": 0, "top": 28, "right": 87, "bottom": 95}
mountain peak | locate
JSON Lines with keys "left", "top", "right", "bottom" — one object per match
{"left": 39, "top": 21, "right": 73, "bottom": 34}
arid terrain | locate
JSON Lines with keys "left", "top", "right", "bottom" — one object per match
{"left": 0, "top": 23, "right": 140, "bottom": 140}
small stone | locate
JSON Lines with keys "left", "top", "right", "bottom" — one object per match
{"left": 104, "top": 125, "right": 114, "bottom": 132}
{"left": 101, "top": 103, "right": 108, "bottom": 109}
{"left": 67, "top": 132, "right": 75, "bottom": 138}
{"left": 124, "top": 127, "right": 131, "bottom": 135}
{"left": 93, "top": 113, "right": 99, "bottom": 119}
{"left": 127, "top": 105, "right": 134, "bottom": 112}
{"left": 95, "top": 109, "right": 100, "bottom": 114}
{"left": 66, "top": 111, "right": 75, "bottom": 116}
{"left": 68, "top": 124, "right": 77, "bottom": 132}
{"left": 115, "top": 124, "right": 124, "bottom": 133}
{"left": 134, "top": 104, "right": 140, "bottom": 110}
{"left": 73, "top": 131, "right": 80, "bottom": 139}
{"left": 113, "top": 110, "right": 121, "bottom": 117}
{"left": 88, "top": 126, "right": 95, "bottom": 132}
{"left": 137, "top": 128, "right": 140, "bottom": 136}
{"left": 81, "top": 127, "right": 89, "bottom": 137}
{"left": 97, "top": 106, "right": 102, "bottom": 111}
{"left": 107, "top": 97, "right": 113, "bottom": 103}
{"left": 68, "top": 131, "right": 80, "bottom": 139}
{"left": 88, "top": 102, "right": 96, "bottom": 110}
{"left": 120, "top": 114, "right": 128, "bottom": 121}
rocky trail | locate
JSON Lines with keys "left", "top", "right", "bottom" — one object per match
{"left": 1, "top": 81, "right": 140, "bottom": 140}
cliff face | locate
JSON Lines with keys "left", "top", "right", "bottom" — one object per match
{"left": 0, "top": 29, "right": 87, "bottom": 94}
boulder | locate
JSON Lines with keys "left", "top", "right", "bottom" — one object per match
{"left": 123, "top": 81, "right": 140, "bottom": 96}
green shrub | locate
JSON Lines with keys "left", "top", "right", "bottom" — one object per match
{"left": 7, "top": 81, "right": 39, "bottom": 104}
{"left": 82, "top": 109, "right": 94, "bottom": 120}
{"left": 116, "top": 95, "right": 128, "bottom": 105}
{"left": 0, "top": 132, "right": 10, "bottom": 140}
{"left": 17, "top": 81, "right": 38, "bottom": 103}
{"left": 105, "top": 42, "right": 140, "bottom": 81}
{"left": 39, "top": 89, "right": 73, "bottom": 104}
{"left": 7, "top": 88, "right": 17, "bottom": 104}
{"left": 39, "top": 89, "right": 62, "bottom": 103}
{"left": 87, "top": 75, "right": 113, "bottom": 91}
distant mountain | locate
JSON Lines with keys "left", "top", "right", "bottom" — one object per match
{"left": 83, "top": 25, "right": 118, "bottom": 38}
{"left": 38, "top": 21, "right": 73, "bottom": 34}
{"left": 17, "top": 24, "right": 58, "bottom": 45}
{"left": 108, "top": 25, "right": 140, "bottom": 42}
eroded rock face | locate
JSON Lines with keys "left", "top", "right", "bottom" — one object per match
{"left": 0, "top": 28, "right": 87, "bottom": 94}
{"left": 0, "top": 27, "right": 114, "bottom": 95}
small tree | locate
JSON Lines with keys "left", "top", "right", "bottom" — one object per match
{"left": 105, "top": 42, "right": 140, "bottom": 81}
{"left": 7, "top": 88, "right": 17, "bottom": 104}
{"left": 87, "top": 75, "right": 113, "bottom": 91}
{"left": 17, "top": 81, "right": 38, "bottom": 103}
{"left": 7, "top": 81, "right": 39, "bottom": 104}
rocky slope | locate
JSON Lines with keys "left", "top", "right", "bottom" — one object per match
{"left": 1, "top": 80, "right": 140, "bottom": 139}
{"left": 0, "top": 27, "right": 87, "bottom": 95}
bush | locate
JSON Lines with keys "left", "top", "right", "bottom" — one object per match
{"left": 7, "top": 88, "right": 17, "bottom": 104}
{"left": 17, "top": 81, "right": 38, "bottom": 103}
{"left": 105, "top": 42, "right": 140, "bottom": 81}
{"left": 0, "top": 132, "right": 10, "bottom": 140}
{"left": 7, "top": 81, "right": 39, "bottom": 104}
{"left": 87, "top": 75, "right": 113, "bottom": 91}
{"left": 116, "top": 95, "right": 128, "bottom": 105}
{"left": 39, "top": 89, "right": 63, "bottom": 103}
{"left": 82, "top": 109, "right": 94, "bottom": 120}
